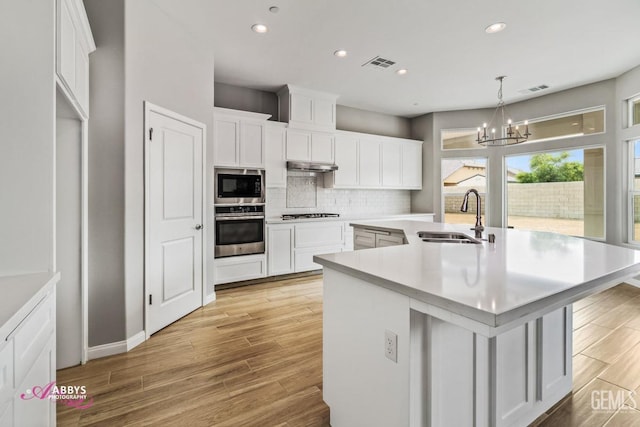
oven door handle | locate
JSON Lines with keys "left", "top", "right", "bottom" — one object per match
{"left": 215, "top": 215, "right": 265, "bottom": 221}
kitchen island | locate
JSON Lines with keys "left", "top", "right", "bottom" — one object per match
{"left": 313, "top": 220, "right": 640, "bottom": 427}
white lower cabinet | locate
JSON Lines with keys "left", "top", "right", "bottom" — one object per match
{"left": 0, "top": 284, "right": 57, "bottom": 427}
{"left": 295, "top": 246, "right": 343, "bottom": 272}
{"left": 214, "top": 254, "right": 267, "bottom": 285}
{"left": 267, "top": 222, "right": 347, "bottom": 275}
{"left": 267, "top": 224, "right": 295, "bottom": 276}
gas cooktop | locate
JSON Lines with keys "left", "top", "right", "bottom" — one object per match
{"left": 281, "top": 213, "right": 340, "bottom": 220}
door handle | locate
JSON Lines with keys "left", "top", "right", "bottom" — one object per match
{"left": 195, "top": 224, "right": 203, "bottom": 230}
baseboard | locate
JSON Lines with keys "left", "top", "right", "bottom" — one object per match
{"left": 87, "top": 340, "right": 127, "bottom": 360}
{"left": 126, "top": 331, "right": 146, "bottom": 351}
{"left": 87, "top": 331, "right": 147, "bottom": 360}
{"left": 626, "top": 278, "right": 640, "bottom": 288}
{"left": 204, "top": 291, "right": 217, "bottom": 305}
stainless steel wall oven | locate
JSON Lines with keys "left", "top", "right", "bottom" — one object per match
{"left": 214, "top": 205, "right": 265, "bottom": 258}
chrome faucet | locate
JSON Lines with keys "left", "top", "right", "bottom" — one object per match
{"left": 460, "top": 189, "right": 484, "bottom": 237}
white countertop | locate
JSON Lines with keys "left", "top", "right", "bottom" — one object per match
{"left": 266, "top": 212, "right": 435, "bottom": 224}
{"left": 0, "top": 272, "right": 59, "bottom": 340}
{"left": 314, "top": 220, "right": 640, "bottom": 329}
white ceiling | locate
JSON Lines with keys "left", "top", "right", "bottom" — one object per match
{"left": 151, "top": 0, "right": 640, "bottom": 117}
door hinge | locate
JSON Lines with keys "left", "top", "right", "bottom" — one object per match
{"left": 149, "top": 294, "right": 153, "bottom": 305}
{"left": 149, "top": 127, "right": 153, "bottom": 141}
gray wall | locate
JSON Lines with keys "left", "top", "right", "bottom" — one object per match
{"left": 213, "top": 82, "right": 412, "bottom": 138}
{"left": 409, "top": 78, "right": 633, "bottom": 245}
{"left": 124, "top": 0, "right": 215, "bottom": 340}
{"left": 336, "top": 105, "right": 411, "bottom": 139}
{"left": 85, "top": 0, "right": 215, "bottom": 346}
{"left": 214, "top": 82, "right": 278, "bottom": 120}
{"left": 84, "top": 0, "right": 126, "bottom": 347}
{"left": 0, "top": 0, "right": 55, "bottom": 275}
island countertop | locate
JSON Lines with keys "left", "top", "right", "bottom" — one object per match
{"left": 314, "top": 220, "right": 640, "bottom": 330}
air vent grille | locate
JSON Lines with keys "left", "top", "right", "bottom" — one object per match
{"left": 362, "top": 55, "right": 396, "bottom": 70}
{"left": 519, "top": 84, "right": 550, "bottom": 94}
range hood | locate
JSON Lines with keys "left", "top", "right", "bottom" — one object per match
{"left": 286, "top": 161, "right": 338, "bottom": 172}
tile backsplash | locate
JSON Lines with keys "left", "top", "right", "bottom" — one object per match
{"left": 266, "top": 173, "right": 411, "bottom": 218}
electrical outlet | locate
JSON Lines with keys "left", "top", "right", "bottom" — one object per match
{"left": 385, "top": 330, "right": 397, "bottom": 363}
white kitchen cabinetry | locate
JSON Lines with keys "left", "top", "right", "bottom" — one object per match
{"left": 332, "top": 133, "right": 359, "bottom": 187}
{"left": 213, "top": 107, "right": 271, "bottom": 168}
{"left": 0, "top": 275, "right": 58, "bottom": 427}
{"left": 401, "top": 140, "right": 422, "bottom": 189}
{"left": 214, "top": 254, "right": 267, "bottom": 285}
{"left": 326, "top": 130, "right": 422, "bottom": 190}
{"left": 358, "top": 138, "right": 382, "bottom": 187}
{"left": 381, "top": 140, "right": 402, "bottom": 187}
{"left": 277, "top": 85, "right": 339, "bottom": 131}
{"left": 56, "top": 0, "right": 95, "bottom": 116}
{"left": 265, "top": 122, "right": 287, "bottom": 188}
{"left": 266, "top": 222, "right": 345, "bottom": 275}
{"left": 285, "top": 129, "right": 335, "bottom": 163}
{"left": 267, "top": 224, "right": 294, "bottom": 275}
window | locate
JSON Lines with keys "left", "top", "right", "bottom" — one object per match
{"left": 505, "top": 147, "right": 605, "bottom": 239}
{"left": 442, "top": 158, "right": 487, "bottom": 224}
{"left": 630, "top": 139, "right": 640, "bottom": 243}
{"left": 442, "top": 129, "right": 484, "bottom": 150}
{"left": 630, "top": 95, "right": 640, "bottom": 127}
{"left": 517, "top": 107, "right": 605, "bottom": 144}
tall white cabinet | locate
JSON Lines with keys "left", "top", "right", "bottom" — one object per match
{"left": 213, "top": 108, "right": 271, "bottom": 168}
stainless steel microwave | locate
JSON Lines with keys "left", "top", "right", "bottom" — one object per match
{"left": 214, "top": 168, "right": 265, "bottom": 205}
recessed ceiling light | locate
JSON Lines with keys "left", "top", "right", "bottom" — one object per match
{"left": 334, "top": 49, "right": 347, "bottom": 58}
{"left": 485, "top": 22, "right": 506, "bottom": 34}
{"left": 396, "top": 69, "right": 408, "bottom": 75}
{"left": 251, "top": 24, "right": 268, "bottom": 33}
{"left": 269, "top": 6, "right": 279, "bottom": 13}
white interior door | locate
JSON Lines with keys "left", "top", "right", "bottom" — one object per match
{"left": 145, "top": 103, "right": 205, "bottom": 336}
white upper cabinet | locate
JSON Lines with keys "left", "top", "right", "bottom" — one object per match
{"left": 325, "top": 130, "right": 423, "bottom": 190}
{"left": 382, "top": 140, "right": 402, "bottom": 187}
{"left": 277, "top": 85, "right": 339, "bottom": 131}
{"left": 285, "top": 129, "right": 335, "bottom": 163}
{"left": 311, "top": 132, "right": 334, "bottom": 163}
{"left": 56, "top": 0, "right": 95, "bottom": 116}
{"left": 265, "top": 122, "right": 287, "bottom": 188}
{"left": 359, "top": 138, "right": 382, "bottom": 187}
{"left": 402, "top": 141, "right": 422, "bottom": 189}
{"left": 332, "top": 133, "right": 359, "bottom": 187}
{"left": 213, "top": 107, "right": 271, "bottom": 168}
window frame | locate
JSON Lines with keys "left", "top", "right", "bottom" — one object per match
{"left": 628, "top": 94, "right": 640, "bottom": 128}
{"left": 503, "top": 144, "right": 607, "bottom": 241}
{"left": 440, "top": 156, "right": 490, "bottom": 224}
{"left": 628, "top": 138, "right": 640, "bottom": 245}
{"left": 509, "top": 105, "right": 606, "bottom": 145}
{"left": 441, "top": 128, "right": 487, "bottom": 151}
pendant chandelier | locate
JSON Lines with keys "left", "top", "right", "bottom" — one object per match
{"left": 476, "top": 76, "right": 531, "bottom": 146}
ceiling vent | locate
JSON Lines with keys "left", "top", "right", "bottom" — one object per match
{"left": 362, "top": 55, "right": 396, "bottom": 70}
{"left": 518, "top": 84, "right": 550, "bottom": 94}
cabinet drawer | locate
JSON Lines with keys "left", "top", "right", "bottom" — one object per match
{"left": 354, "top": 229, "right": 376, "bottom": 250}
{"left": 13, "top": 293, "right": 54, "bottom": 387}
{"left": 375, "top": 233, "right": 405, "bottom": 248}
{"left": 0, "top": 341, "right": 14, "bottom": 418}
{"left": 214, "top": 255, "right": 266, "bottom": 285}
{"left": 295, "top": 223, "right": 344, "bottom": 248}
{"left": 295, "top": 246, "right": 343, "bottom": 273}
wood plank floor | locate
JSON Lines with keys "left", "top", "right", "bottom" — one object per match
{"left": 57, "top": 275, "right": 329, "bottom": 426}
{"left": 57, "top": 278, "right": 640, "bottom": 426}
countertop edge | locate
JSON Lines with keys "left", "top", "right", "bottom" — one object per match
{"left": 0, "top": 272, "right": 60, "bottom": 341}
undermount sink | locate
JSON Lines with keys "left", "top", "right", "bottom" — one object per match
{"left": 417, "top": 231, "right": 482, "bottom": 244}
